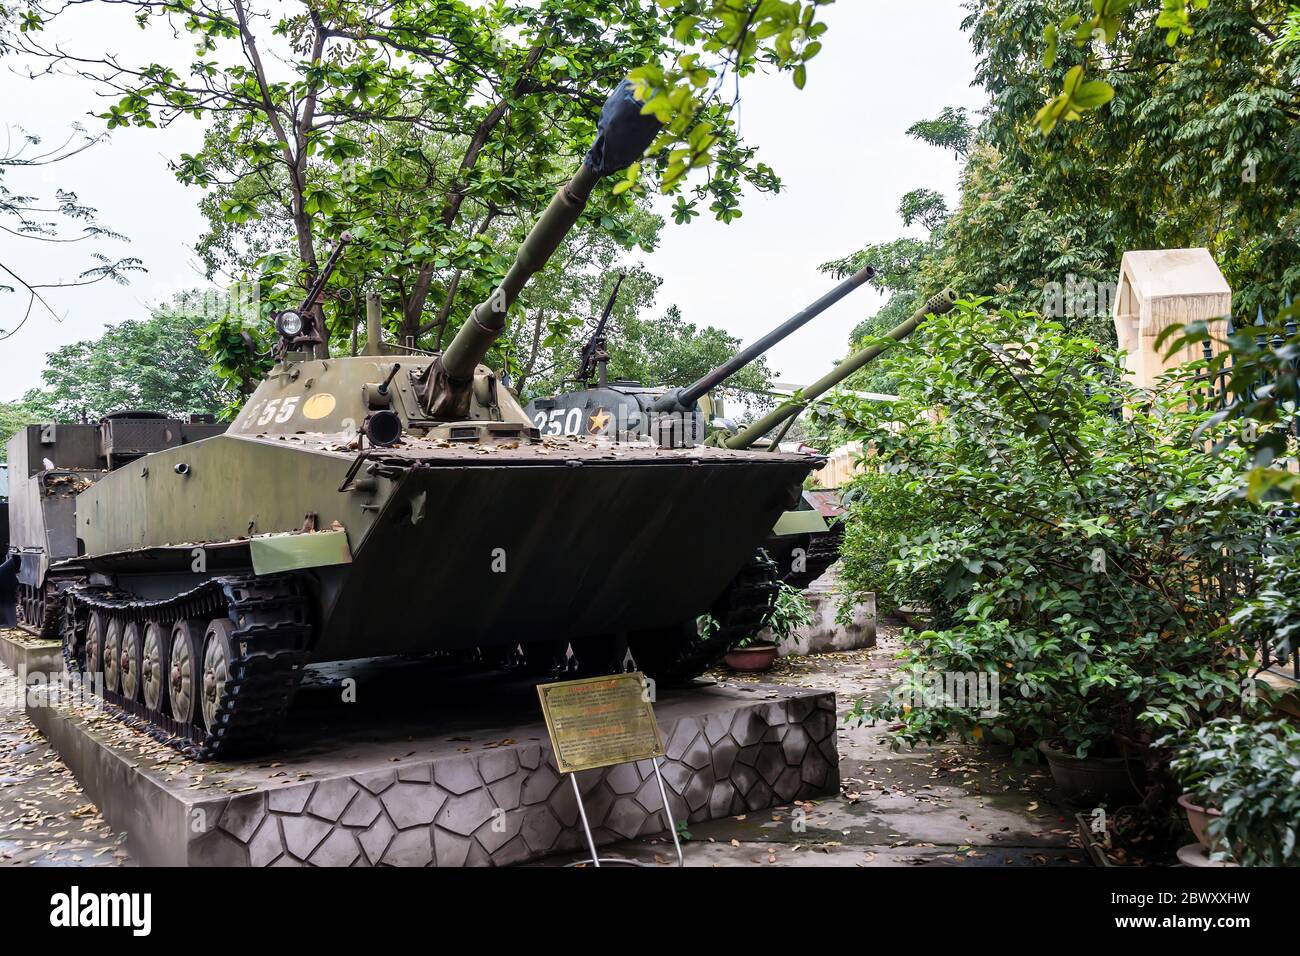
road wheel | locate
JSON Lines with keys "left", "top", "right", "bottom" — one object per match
{"left": 103, "top": 618, "right": 123, "bottom": 694}
{"left": 201, "top": 617, "right": 236, "bottom": 732}
{"left": 168, "top": 618, "right": 205, "bottom": 725}
{"left": 85, "top": 611, "right": 105, "bottom": 679}
{"left": 119, "top": 622, "right": 143, "bottom": 701}
{"left": 141, "top": 620, "right": 170, "bottom": 713}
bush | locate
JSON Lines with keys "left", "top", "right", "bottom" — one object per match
{"left": 836, "top": 299, "right": 1274, "bottom": 772}
{"left": 1168, "top": 718, "right": 1300, "bottom": 866}
{"left": 836, "top": 469, "right": 964, "bottom": 625}
{"left": 743, "top": 583, "right": 813, "bottom": 648}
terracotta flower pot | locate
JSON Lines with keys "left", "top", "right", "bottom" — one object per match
{"left": 1038, "top": 739, "right": 1146, "bottom": 808}
{"left": 1177, "top": 793, "right": 1226, "bottom": 853}
{"left": 724, "top": 644, "right": 778, "bottom": 673}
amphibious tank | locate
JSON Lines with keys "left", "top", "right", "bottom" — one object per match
{"left": 32, "top": 82, "right": 822, "bottom": 759}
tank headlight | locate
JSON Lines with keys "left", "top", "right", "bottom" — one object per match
{"left": 276, "top": 309, "right": 304, "bottom": 337}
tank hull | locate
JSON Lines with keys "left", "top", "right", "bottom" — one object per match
{"left": 41, "top": 351, "right": 820, "bottom": 760}
{"left": 312, "top": 454, "right": 809, "bottom": 658}
{"left": 64, "top": 431, "right": 814, "bottom": 661}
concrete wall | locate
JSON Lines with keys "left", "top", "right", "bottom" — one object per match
{"left": 772, "top": 565, "right": 876, "bottom": 657}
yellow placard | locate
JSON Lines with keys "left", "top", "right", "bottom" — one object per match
{"left": 537, "top": 672, "right": 665, "bottom": 774}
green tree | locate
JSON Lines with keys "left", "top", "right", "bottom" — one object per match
{"left": 23, "top": 296, "right": 236, "bottom": 422}
{"left": 501, "top": 234, "right": 664, "bottom": 400}
{"left": 836, "top": 301, "right": 1273, "bottom": 774}
{"left": 19, "top": 0, "right": 831, "bottom": 357}
{"left": 823, "top": 0, "right": 1299, "bottom": 386}
{"left": 0, "top": 400, "right": 41, "bottom": 462}
{"left": 608, "top": 304, "right": 773, "bottom": 398}
{"left": 967, "top": 0, "right": 1299, "bottom": 314}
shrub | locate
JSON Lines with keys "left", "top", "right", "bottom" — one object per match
{"left": 836, "top": 469, "right": 964, "bottom": 625}
{"left": 745, "top": 583, "right": 813, "bottom": 648}
{"left": 1168, "top": 717, "right": 1300, "bottom": 866}
{"left": 836, "top": 299, "right": 1274, "bottom": 771}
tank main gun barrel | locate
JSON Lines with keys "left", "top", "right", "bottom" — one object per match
{"left": 421, "top": 81, "right": 661, "bottom": 419}
{"left": 652, "top": 265, "right": 876, "bottom": 414}
{"left": 721, "top": 288, "right": 958, "bottom": 450}
{"left": 438, "top": 163, "right": 601, "bottom": 383}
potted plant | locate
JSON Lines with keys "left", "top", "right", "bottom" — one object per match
{"left": 1036, "top": 740, "right": 1146, "bottom": 808}
{"left": 1167, "top": 717, "right": 1300, "bottom": 865}
{"left": 724, "top": 583, "right": 813, "bottom": 673}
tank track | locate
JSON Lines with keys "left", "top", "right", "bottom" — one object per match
{"left": 17, "top": 582, "right": 63, "bottom": 639}
{"left": 781, "top": 523, "right": 845, "bottom": 591}
{"left": 629, "top": 548, "right": 780, "bottom": 685}
{"left": 61, "top": 574, "right": 313, "bottom": 761}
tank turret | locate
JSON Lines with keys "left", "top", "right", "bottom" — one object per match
{"left": 417, "top": 81, "right": 661, "bottom": 420}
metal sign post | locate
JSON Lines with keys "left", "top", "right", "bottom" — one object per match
{"left": 537, "top": 672, "right": 685, "bottom": 868}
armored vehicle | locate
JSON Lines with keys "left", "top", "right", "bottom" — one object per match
{"left": 7, "top": 414, "right": 226, "bottom": 633}
{"left": 1, "top": 463, "right": 9, "bottom": 563}
{"left": 20, "top": 83, "right": 823, "bottom": 759}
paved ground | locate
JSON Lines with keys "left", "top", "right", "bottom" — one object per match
{"left": 0, "top": 661, "right": 130, "bottom": 866}
{"left": 0, "top": 620, "right": 1087, "bottom": 867}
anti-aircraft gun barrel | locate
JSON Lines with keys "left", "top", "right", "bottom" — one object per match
{"left": 651, "top": 265, "right": 876, "bottom": 413}
{"left": 422, "top": 81, "right": 661, "bottom": 419}
{"left": 721, "top": 288, "right": 958, "bottom": 450}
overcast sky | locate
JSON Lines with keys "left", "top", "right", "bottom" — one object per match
{"left": 0, "top": 0, "right": 987, "bottom": 402}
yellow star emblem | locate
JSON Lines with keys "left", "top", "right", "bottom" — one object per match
{"left": 587, "top": 408, "right": 612, "bottom": 434}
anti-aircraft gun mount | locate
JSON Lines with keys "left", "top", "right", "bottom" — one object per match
{"left": 26, "top": 81, "right": 827, "bottom": 761}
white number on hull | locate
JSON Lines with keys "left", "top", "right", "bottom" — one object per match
{"left": 532, "top": 407, "right": 582, "bottom": 436}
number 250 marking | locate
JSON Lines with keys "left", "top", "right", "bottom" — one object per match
{"left": 533, "top": 408, "right": 581, "bottom": 436}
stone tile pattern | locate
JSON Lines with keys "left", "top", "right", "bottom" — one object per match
{"left": 189, "top": 693, "right": 837, "bottom": 867}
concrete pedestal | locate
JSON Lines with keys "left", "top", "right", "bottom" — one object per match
{"left": 26, "top": 658, "right": 838, "bottom": 867}
{"left": 0, "top": 627, "right": 62, "bottom": 685}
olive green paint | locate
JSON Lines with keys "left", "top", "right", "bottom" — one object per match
{"left": 250, "top": 529, "right": 352, "bottom": 576}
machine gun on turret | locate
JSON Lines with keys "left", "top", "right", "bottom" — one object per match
{"left": 575, "top": 271, "right": 627, "bottom": 387}
{"left": 272, "top": 233, "right": 352, "bottom": 358}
